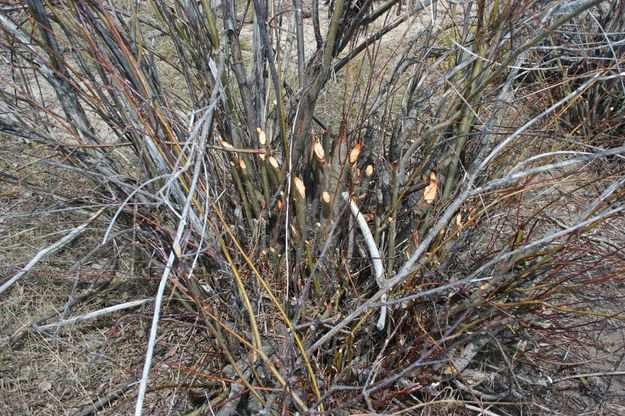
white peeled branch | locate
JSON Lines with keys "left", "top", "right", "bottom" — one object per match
{"left": 342, "top": 192, "right": 387, "bottom": 330}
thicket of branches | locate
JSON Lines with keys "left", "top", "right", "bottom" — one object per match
{"left": 1, "top": 0, "right": 624, "bottom": 414}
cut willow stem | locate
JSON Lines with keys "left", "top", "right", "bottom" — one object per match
{"left": 342, "top": 192, "right": 387, "bottom": 330}
{"left": 307, "top": 76, "right": 608, "bottom": 354}
{"left": 292, "top": 176, "right": 321, "bottom": 295}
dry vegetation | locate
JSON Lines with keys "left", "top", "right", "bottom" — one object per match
{"left": 1, "top": 0, "right": 624, "bottom": 415}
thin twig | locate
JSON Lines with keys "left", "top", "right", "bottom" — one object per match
{"left": 552, "top": 370, "right": 625, "bottom": 384}
{"left": 207, "top": 145, "right": 266, "bottom": 154}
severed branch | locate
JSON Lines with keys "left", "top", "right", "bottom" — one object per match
{"left": 342, "top": 192, "right": 387, "bottom": 330}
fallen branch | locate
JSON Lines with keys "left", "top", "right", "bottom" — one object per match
{"left": 0, "top": 207, "right": 107, "bottom": 295}
{"left": 73, "top": 379, "right": 137, "bottom": 416}
{"left": 10, "top": 279, "right": 112, "bottom": 345}
{"left": 34, "top": 298, "right": 153, "bottom": 331}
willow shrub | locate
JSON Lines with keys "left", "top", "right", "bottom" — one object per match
{"left": 1, "top": 0, "right": 624, "bottom": 413}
